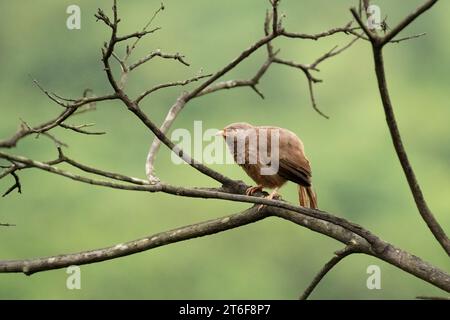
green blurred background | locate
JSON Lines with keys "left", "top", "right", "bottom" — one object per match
{"left": 0, "top": 0, "right": 449, "bottom": 299}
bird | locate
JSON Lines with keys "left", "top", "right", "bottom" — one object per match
{"left": 216, "top": 122, "right": 318, "bottom": 209}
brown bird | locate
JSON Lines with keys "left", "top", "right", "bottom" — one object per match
{"left": 217, "top": 122, "right": 318, "bottom": 209}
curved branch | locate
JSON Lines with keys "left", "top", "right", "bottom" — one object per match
{"left": 97, "top": 2, "right": 237, "bottom": 188}
{"left": 0, "top": 203, "right": 449, "bottom": 294}
{"left": 1, "top": 0, "right": 448, "bottom": 299}
{"left": 351, "top": 1, "right": 450, "bottom": 255}
{"left": 0, "top": 150, "right": 382, "bottom": 248}
{"left": 2, "top": 150, "right": 450, "bottom": 294}
{"left": 143, "top": 9, "right": 357, "bottom": 181}
{"left": 299, "top": 245, "right": 359, "bottom": 300}
{"left": 371, "top": 49, "right": 450, "bottom": 255}
{"left": 0, "top": 207, "right": 268, "bottom": 275}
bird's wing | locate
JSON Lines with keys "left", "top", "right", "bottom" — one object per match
{"left": 276, "top": 129, "right": 312, "bottom": 187}
{"left": 278, "top": 158, "right": 312, "bottom": 187}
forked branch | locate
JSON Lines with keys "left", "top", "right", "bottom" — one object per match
{"left": 350, "top": 0, "right": 449, "bottom": 255}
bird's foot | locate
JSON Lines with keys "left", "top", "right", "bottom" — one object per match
{"left": 257, "top": 188, "right": 281, "bottom": 212}
{"left": 266, "top": 189, "right": 281, "bottom": 201}
{"left": 246, "top": 185, "right": 264, "bottom": 196}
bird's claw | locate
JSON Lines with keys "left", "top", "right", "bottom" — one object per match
{"left": 256, "top": 189, "right": 280, "bottom": 212}
{"left": 246, "top": 185, "right": 264, "bottom": 196}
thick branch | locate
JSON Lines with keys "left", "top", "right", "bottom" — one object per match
{"left": 0, "top": 150, "right": 387, "bottom": 250}
{"left": 275, "top": 208, "right": 450, "bottom": 293}
{"left": 350, "top": 1, "right": 449, "bottom": 255}
{"left": 371, "top": 49, "right": 450, "bottom": 255}
{"left": 0, "top": 202, "right": 448, "bottom": 294}
{"left": 0, "top": 207, "right": 268, "bottom": 275}
{"left": 98, "top": 3, "right": 237, "bottom": 188}
{"left": 2, "top": 0, "right": 447, "bottom": 299}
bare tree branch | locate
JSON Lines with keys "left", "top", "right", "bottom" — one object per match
{"left": 299, "top": 245, "right": 359, "bottom": 300}
{"left": 350, "top": 1, "right": 450, "bottom": 255}
{"left": 122, "top": 2, "right": 165, "bottom": 64}
{"left": 59, "top": 123, "right": 106, "bottom": 136}
{"left": 129, "top": 50, "right": 190, "bottom": 71}
{"left": 281, "top": 22, "right": 355, "bottom": 40}
{"left": 0, "top": 0, "right": 447, "bottom": 300}
{"left": 2, "top": 171, "right": 22, "bottom": 197}
{"left": 0, "top": 93, "right": 117, "bottom": 149}
{"left": 143, "top": 10, "right": 357, "bottom": 181}
{"left": 144, "top": 97, "right": 186, "bottom": 183}
{"left": 0, "top": 223, "right": 16, "bottom": 227}
{"left": 116, "top": 27, "right": 161, "bottom": 42}
{"left": 1, "top": 148, "right": 450, "bottom": 295}
{"left": 0, "top": 192, "right": 448, "bottom": 294}
{"left": 380, "top": 0, "right": 438, "bottom": 46}
{"left": 0, "top": 150, "right": 387, "bottom": 249}
{"left": 390, "top": 32, "right": 427, "bottom": 43}
{"left": 136, "top": 73, "right": 212, "bottom": 104}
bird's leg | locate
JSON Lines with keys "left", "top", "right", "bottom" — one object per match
{"left": 246, "top": 184, "right": 264, "bottom": 196}
{"left": 266, "top": 188, "right": 281, "bottom": 201}
{"left": 257, "top": 187, "right": 280, "bottom": 212}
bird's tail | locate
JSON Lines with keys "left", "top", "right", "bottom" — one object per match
{"left": 298, "top": 185, "right": 318, "bottom": 209}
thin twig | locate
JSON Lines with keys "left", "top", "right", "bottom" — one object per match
{"left": 123, "top": 2, "right": 165, "bottom": 63}
{"left": 390, "top": 32, "right": 426, "bottom": 43}
{"left": 0, "top": 223, "right": 16, "bottom": 227}
{"left": 129, "top": 50, "right": 189, "bottom": 71}
{"left": 60, "top": 123, "right": 106, "bottom": 135}
{"left": 31, "top": 78, "right": 68, "bottom": 108}
{"left": 310, "top": 36, "right": 360, "bottom": 70}
{"left": 281, "top": 21, "right": 354, "bottom": 40}
{"left": 380, "top": 0, "right": 438, "bottom": 46}
{"left": 2, "top": 171, "right": 22, "bottom": 197}
{"left": 299, "top": 245, "right": 359, "bottom": 300}
{"left": 116, "top": 27, "right": 161, "bottom": 42}
{"left": 136, "top": 73, "right": 212, "bottom": 104}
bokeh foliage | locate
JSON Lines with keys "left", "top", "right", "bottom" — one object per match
{"left": 0, "top": 0, "right": 449, "bottom": 299}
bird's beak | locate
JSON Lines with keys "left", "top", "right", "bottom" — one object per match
{"left": 215, "top": 130, "right": 224, "bottom": 137}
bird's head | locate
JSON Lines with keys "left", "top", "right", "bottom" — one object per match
{"left": 216, "top": 122, "right": 254, "bottom": 139}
